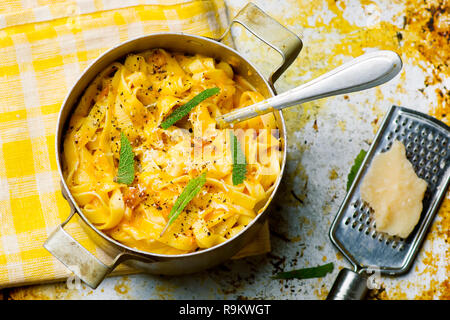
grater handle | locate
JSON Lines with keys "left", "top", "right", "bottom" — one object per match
{"left": 326, "top": 268, "right": 369, "bottom": 300}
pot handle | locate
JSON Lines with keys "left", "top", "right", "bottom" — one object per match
{"left": 43, "top": 210, "right": 124, "bottom": 289}
{"left": 218, "top": 2, "right": 302, "bottom": 86}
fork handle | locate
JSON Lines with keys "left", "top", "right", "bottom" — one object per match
{"left": 217, "top": 50, "right": 402, "bottom": 127}
{"left": 326, "top": 268, "right": 369, "bottom": 300}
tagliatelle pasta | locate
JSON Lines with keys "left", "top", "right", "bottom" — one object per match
{"left": 63, "top": 49, "right": 281, "bottom": 255}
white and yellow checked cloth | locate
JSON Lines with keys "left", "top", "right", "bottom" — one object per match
{"left": 0, "top": 0, "right": 271, "bottom": 289}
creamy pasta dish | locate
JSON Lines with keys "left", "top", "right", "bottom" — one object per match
{"left": 63, "top": 49, "right": 281, "bottom": 254}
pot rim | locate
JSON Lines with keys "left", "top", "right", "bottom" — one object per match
{"left": 56, "top": 32, "right": 288, "bottom": 260}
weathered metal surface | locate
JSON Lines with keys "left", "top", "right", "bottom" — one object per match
{"left": 3, "top": 0, "right": 449, "bottom": 300}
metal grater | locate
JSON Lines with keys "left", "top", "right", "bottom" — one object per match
{"left": 327, "top": 105, "right": 450, "bottom": 300}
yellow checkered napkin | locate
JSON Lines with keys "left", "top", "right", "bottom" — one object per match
{"left": 0, "top": 0, "right": 271, "bottom": 289}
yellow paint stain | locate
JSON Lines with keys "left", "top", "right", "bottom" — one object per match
{"left": 430, "top": 88, "right": 449, "bottom": 126}
{"left": 322, "top": 203, "right": 332, "bottom": 215}
{"left": 8, "top": 282, "right": 80, "bottom": 300}
{"left": 314, "top": 284, "right": 329, "bottom": 300}
{"left": 299, "top": 216, "right": 311, "bottom": 226}
{"left": 286, "top": 0, "right": 400, "bottom": 61}
{"left": 284, "top": 102, "right": 323, "bottom": 142}
{"left": 278, "top": 159, "right": 309, "bottom": 206}
{"left": 415, "top": 279, "right": 440, "bottom": 300}
{"left": 418, "top": 251, "right": 439, "bottom": 276}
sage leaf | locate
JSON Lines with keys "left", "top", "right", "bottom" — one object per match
{"left": 160, "top": 87, "right": 220, "bottom": 129}
{"left": 116, "top": 131, "right": 135, "bottom": 185}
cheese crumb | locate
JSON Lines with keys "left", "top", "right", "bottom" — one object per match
{"left": 361, "top": 140, "right": 427, "bottom": 238}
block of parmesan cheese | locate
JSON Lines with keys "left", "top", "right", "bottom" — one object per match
{"left": 360, "top": 140, "right": 427, "bottom": 238}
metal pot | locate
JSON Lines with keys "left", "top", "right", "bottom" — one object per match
{"left": 44, "top": 3, "right": 303, "bottom": 289}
